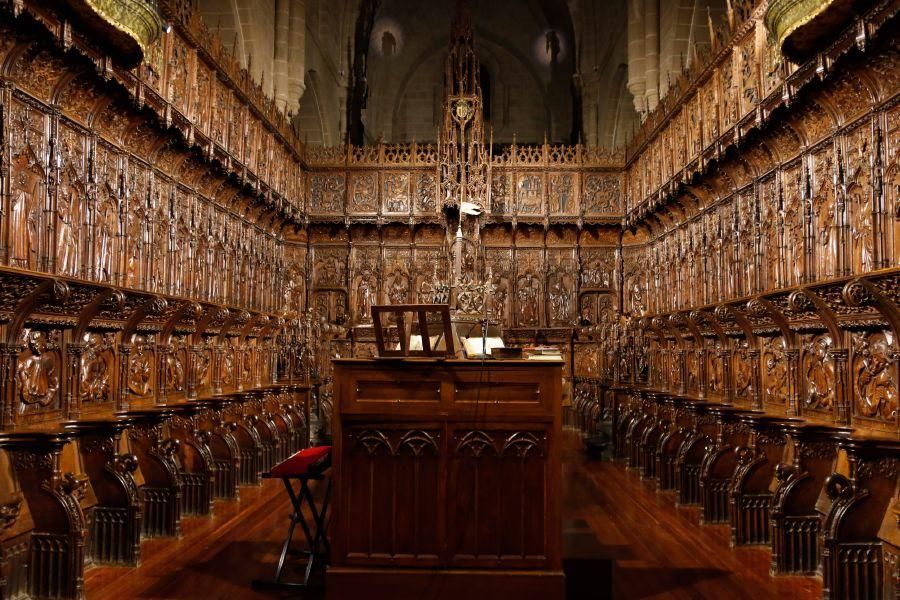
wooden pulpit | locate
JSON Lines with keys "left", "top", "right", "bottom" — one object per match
{"left": 327, "top": 358, "right": 564, "bottom": 599}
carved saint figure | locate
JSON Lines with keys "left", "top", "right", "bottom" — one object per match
{"left": 57, "top": 181, "right": 79, "bottom": 276}
{"left": 853, "top": 332, "right": 897, "bottom": 420}
{"left": 849, "top": 186, "right": 875, "bottom": 273}
{"left": 128, "top": 341, "right": 153, "bottom": 397}
{"left": 492, "top": 283, "right": 508, "bottom": 324}
{"left": 356, "top": 272, "right": 376, "bottom": 321}
{"left": 764, "top": 338, "right": 788, "bottom": 404}
{"left": 222, "top": 351, "right": 234, "bottom": 386}
{"left": 166, "top": 352, "right": 185, "bottom": 392}
{"left": 10, "top": 153, "right": 42, "bottom": 269}
{"left": 516, "top": 272, "right": 540, "bottom": 325}
{"left": 733, "top": 347, "right": 753, "bottom": 400}
{"left": 803, "top": 335, "right": 834, "bottom": 410}
{"left": 388, "top": 270, "right": 408, "bottom": 304}
{"left": 549, "top": 278, "right": 571, "bottom": 323}
{"left": 81, "top": 333, "right": 111, "bottom": 403}
{"left": 194, "top": 347, "right": 211, "bottom": 389}
{"left": 16, "top": 330, "right": 59, "bottom": 411}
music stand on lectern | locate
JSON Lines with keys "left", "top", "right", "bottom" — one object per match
{"left": 371, "top": 304, "right": 455, "bottom": 358}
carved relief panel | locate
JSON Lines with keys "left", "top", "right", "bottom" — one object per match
{"left": 166, "top": 335, "right": 188, "bottom": 397}
{"left": 483, "top": 247, "right": 513, "bottom": 326}
{"left": 312, "top": 246, "right": 348, "bottom": 289}
{"left": 283, "top": 244, "right": 308, "bottom": 317}
{"left": 514, "top": 249, "right": 543, "bottom": 327}
{"left": 413, "top": 246, "right": 446, "bottom": 305}
{"left": 308, "top": 174, "right": 346, "bottom": 215}
{"left": 349, "top": 173, "right": 378, "bottom": 214}
{"left": 547, "top": 173, "right": 578, "bottom": 216}
{"left": 490, "top": 172, "right": 512, "bottom": 215}
{"left": 887, "top": 103, "right": 900, "bottom": 267}
{"left": 738, "top": 33, "right": 759, "bottom": 116}
{"left": 312, "top": 290, "right": 349, "bottom": 326}
{"left": 573, "top": 343, "right": 599, "bottom": 379}
{"left": 721, "top": 51, "right": 737, "bottom": 131}
{"left": 7, "top": 98, "right": 48, "bottom": 270}
{"left": 580, "top": 247, "right": 615, "bottom": 290}
{"left": 800, "top": 333, "right": 835, "bottom": 418}
{"left": 382, "top": 248, "right": 411, "bottom": 304}
{"left": 94, "top": 141, "right": 121, "bottom": 284}
{"left": 621, "top": 246, "right": 647, "bottom": 317}
{"left": 16, "top": 329, "right": 62, "bottom": 417}
{"left": 81, "top": 332, "right": 115, "bottom": 407}
{"left": 811, "top": 145, "right": 838, "bottom": 280}
{"left": 127, "top": 334, "right": 155, "bottom": 401}
{"left": 413, "top": 171, "right": 438, "bottom": 215}
{"left": 782, "top": 162, "right": 805, "bottom": 286}
{"left": 701, "top": 77, "right": 719, "bottom": 148}
{"left": 351, "top": 245, "right": 381, "bottom": 324}
{"left": 382, "top": 173, "right": 410, "bottom": 215}
{"left": 733, "top": 343, "right": 754, "bottom": 404}
{"left": 845, "top": 123, "right": 876, "bottom": 274}
{"left": 762, "top": 336, "right": 789, "bottom": 409}
{"left": 582, "top": 173, "right": 621, "bottom": 217}
{"left": 759, "top": 176, "right": 781, "bottom": 289}
{"left": 56, "top": 122, "right": 87, "bottom": 278}
{"left": 546, "top": 248, "right": 576, "bottom": 326}
{"left": 516, "top": 174, "right": 543, "bottom": 216}
{"left": 850, "top": 331, "right": 897, "bottom": 430}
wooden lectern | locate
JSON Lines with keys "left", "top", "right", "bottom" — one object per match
{"left": 327, "top": 358, "right": 564, "bottom": 600}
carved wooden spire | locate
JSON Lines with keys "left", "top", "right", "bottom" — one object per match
{"left": 439, "top": 0, "right": 487, "bottom": 216}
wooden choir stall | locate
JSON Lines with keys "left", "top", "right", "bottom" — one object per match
{"left": 327, "top": 357, "right": 564, "bottom": 599}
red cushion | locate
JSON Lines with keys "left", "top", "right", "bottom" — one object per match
{"left": 270, "top": 446, "right": 331, "bottom": 478}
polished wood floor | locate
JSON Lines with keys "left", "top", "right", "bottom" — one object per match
{"left": 84, "top": 432, "right": 823, "bottom": 599}
{"left": 562, "top": 432, "right": 821, "bottom": 600}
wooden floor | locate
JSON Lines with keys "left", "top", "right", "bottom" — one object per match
{"left": 561, "top": 432, "right": 822, "bottom": 600}
{"left": 85, "top": 431, "right": 823, "bottom": 599}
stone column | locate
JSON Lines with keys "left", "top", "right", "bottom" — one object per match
{"left": 644, "top": 0, "right": 660, "bottom": 111}
{"left": 627, "top": 0, "right": 647, "bottom": 116}
{"left": 287, "top": 0, "right": 307, "bottom": 111}
{"left": 273, "top": 0, "right": 291, "bottom": 111}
